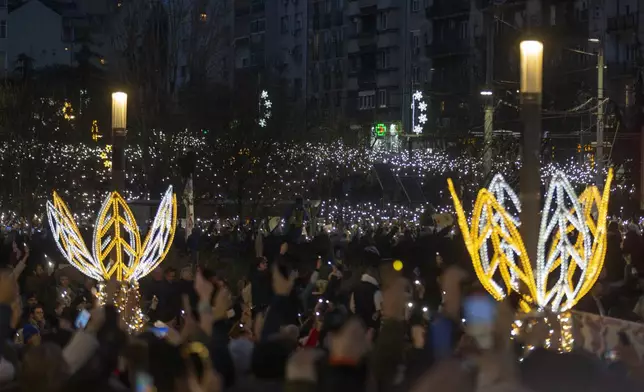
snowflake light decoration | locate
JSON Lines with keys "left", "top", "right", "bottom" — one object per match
{"left": 411, "top": 90, "right": 426, "bottom": 134}
{"left": 447, "top": 169, "right": 613, "bottom": 313}
{"left": 46, "top": 186, "right": 177, "bottom": 283}
{"left": 258, "top": 90, "right": 272, "bottom": 128}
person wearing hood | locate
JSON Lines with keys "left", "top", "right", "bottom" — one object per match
{"left": 349, "top": 263, "right": 382, "bottom": 330}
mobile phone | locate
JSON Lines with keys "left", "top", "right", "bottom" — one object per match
{"left": 75, "top": 309, "right": 91, "bottom": 329}
{"left": 148, "top": 326, "right": 169, "bottom": 338}
{"left": 462, "top": 293, "right": 497, "bottom": 349}
{"left": 135, "top": 372, "right": 154, "bottom": 392}
{"left": 603, "top": 350, "right": 619, "bottom": 362}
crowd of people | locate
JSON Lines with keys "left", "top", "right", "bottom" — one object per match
{"left": 0, "top": 220, "right": 643, "bottom": 392}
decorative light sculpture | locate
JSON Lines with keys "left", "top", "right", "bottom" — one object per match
{"left": 258, "top": 90, "right": 272, "bottom": 128}
{"left": 448, "top": 169, "right": 613, "bottom": 351}
{"left": 46, "top": 186, "right": 177, "bottom": 332}
{"left": 411, "top": 91, "right": 427, "bottom": 134}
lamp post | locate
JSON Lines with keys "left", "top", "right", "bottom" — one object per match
{"left": 519, "top": 40, "right": 543, "bottom": 266}
{"left": 111, "top": 92, "right": 128, "bottom": 192}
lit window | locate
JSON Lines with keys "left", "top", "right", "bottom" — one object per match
{"left": 100, "top": 58, "right": 106, "bottom": 65}
{"left": 200, "top": 13, "right": 208, "bottom": 21}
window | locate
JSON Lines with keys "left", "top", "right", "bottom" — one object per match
{"left": 281, "top": 16, "right": 289, "bottom": 34}
{"left": 378, "top": 89, "right": 387, "bottom": 107}
{"left": 200, "top": 13, "right": 208, "bottom": 22}
{"left": 358, "top": 91, "right": 375, "bottom": 110}
{"left": 0, "top": 51, "right": 5, "bottom": 71}
{"left": 294, "top": 78, "right": 302, "bottom": 100}
{"left": 294, "top": 13, "right": 303, "bottom": 31}
{"left": 325, "top": 0, "right": 332, "bottom": 13}
{"left": 378, "top": 50, "right": 390, "bottom": 69}
{"left": 411, "top": 0, "right": 419, "bottom": 12}
{"left": 412, "top": 32, "right": 420, "bottom": 49}
{"left": 412, "top": 66, "right": 420, "bottom": 83}
{"left": 1, "top": 20, "right": 7, "bottom": 39}
{"left": 549, "top": 5, "right": 555, "bottom": 25}
{"left": 250, "top": 19, "right": 266, "bottom": 33}
{"left": 458, "top": 21, "right": 467, "bottom": 39}
{"left": 378, "top": 12, "right": 388, "bottom": 30}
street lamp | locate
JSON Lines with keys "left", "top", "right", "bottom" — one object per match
{"left": 480, "top": 90, "right": 493, "bottom": 96}
{"left": 519, "top": 40, "right": 543, "bottom": 267}
{"left": 111, "top": 92, "right": 128, "bottom": 192}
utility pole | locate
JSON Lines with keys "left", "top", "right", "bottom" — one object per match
{"left": 483, "top": 6, "right": 495, "bottom": 176}
{"left": 596, "top": 46, "right": 605, "bottom": 186}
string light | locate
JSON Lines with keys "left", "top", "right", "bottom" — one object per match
{"left": 47, "top": 186, "right": 177, "bottom": 283}
{"left": 448, "top": 169, "right": 613, "bottom": 353}
{"left": 258, "top": 90, "right": 271, "bottom": 128}
{"left": 47, "top": 187, "right": 176, "bottom": 333}
{"left": 448, "top": 169, "right": 613, "bottom": 312}
{"left": 411, "top": 91, "right": 427, "bottom": 134}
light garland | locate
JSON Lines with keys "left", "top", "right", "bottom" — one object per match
{"left": 411, "top": 91, "right": 427, "bottom": 134}
{"left": 47, "top": 186, "right": 177, "bottom": 283}
{"left": 258, "top": 90, "right": 272, "bottom": 128}
{"left": 448, "top": 169, "right": 613, "bottom": 351}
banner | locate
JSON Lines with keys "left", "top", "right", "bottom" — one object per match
{"left": 573, "top": 311, "right": 644, "bottom": 357}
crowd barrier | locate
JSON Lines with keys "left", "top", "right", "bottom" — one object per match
{"left": 573, "top": 311, "right": 644, "bottom": 356}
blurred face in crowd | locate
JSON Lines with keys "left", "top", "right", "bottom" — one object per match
{"left": 258, "top": 258, "right": 268, "bottom": 271}
{"left": 180, "top": 268, "right": 193, "bottom": 281}
{"left": 60, "top": 276, "right": 69, "bottom": 288}
{"left": 84, "top": 278, "right": 94, "bottom": 291}
{"left": 32, "top": 306, "right": 45, "bottom": 323}
{"left": 165, "top": 270, "right": 176, "bottom": 282}
{"left": 27, "top": 295, "right": 38, "bottom": 308}
{"left": 35, "top": 264, "right": 44, "bottom": 276}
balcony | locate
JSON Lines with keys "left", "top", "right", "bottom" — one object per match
{"left": 347, "top": 1, "right": 360, "bottom": 16}
{"left": 426, "top": 40, "right": 469, "bottom": 58}
{"left": 607, "top": 14, "right": 636, "bottom": 32}
{"left": 607, "top": 61, "right": 637, "bottom": 78}
{"left": 426, "top": 0, "right": 469, "bottom": 19}
{"left": 358, "top": 0, "right": 376, "bottom": 8}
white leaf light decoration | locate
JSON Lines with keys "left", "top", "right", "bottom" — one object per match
{"left": 47, "top": 186, "right": 177, "bottom": 283}
{"left": 448, "top": 169, "right": 613, "bottom": 313}
{"left": 131, "top": 187, "right": 177, "bottom": 281}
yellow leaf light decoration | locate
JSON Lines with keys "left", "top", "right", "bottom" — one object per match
{"left": 447, "top": 169, "right": 613, "bottom": 314}
{"left": 46, "top": 186, "right": 177, "bottom": 283}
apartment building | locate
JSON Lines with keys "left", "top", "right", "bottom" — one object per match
{"left": 5, "top": 0, "right": 112, "bottom": 74}
{"left": 0, "top": 0, "right": 7, "bottom": 76}
{"left": 345, "top": 0, "right": 432, "bottom": 133}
